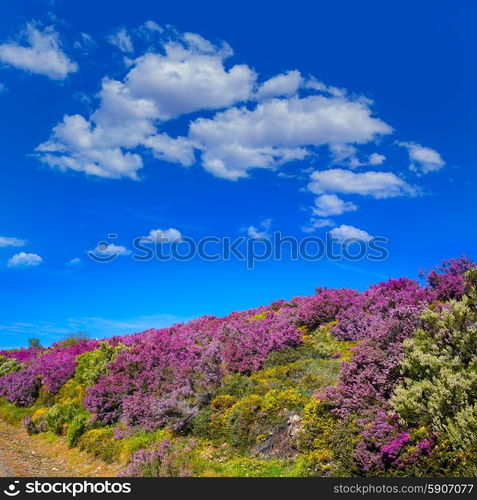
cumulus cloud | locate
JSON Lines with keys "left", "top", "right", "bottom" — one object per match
{"left": 312, "top": 194, "right": 358, "bottom": 217}
{"left": 247, "top": 218, "right": 272, "bottom": 239}
{"left": 308, "top": 168, "right": 416, "bottom": 199}
{"left": 7, "top": 252, "right": 42, "bottom": 267}
{"left": 190, "top": 95, "right": 391, "bottom": 179}
{"left": 36, "top": 31, "right": 256, "bottom": 178}
{"left": 107, "top": 28, "right": 134, "bottom": 53}
{"left": 255, "top": 70, "right": 303, "bottom": 99}
{"left": 368, "top": 152, "right": 386, "bottom": 165}
{"left": 0, "top": 236, "right": 27, "bottom": 247}
{"left": 140, "top": 228, "right": 183, "bottom": 243}
{"left": 0, "top": 23, "right": 77, "bottom": 80}
{"left": 398, "top": 141, "right": 445, "bottom": 174}
{"left": 330, "top": 224, "right": 372, "bottom": 242}
{"left": 143, "top": 134, "right": 195, "bottom": 166}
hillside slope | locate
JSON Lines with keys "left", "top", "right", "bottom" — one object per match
{"left": 0, "top": 256, "right": 476, "bottom": 477}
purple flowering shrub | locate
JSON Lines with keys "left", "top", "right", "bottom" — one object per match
{"left": 0, "top": 346, "right": 41, "bottom": 364}
{"left": 36, "top": 339, "right": 99, "bottom": 393}
{"left": 0, "top": 338, "right": 98, "bottom": 405}
{"left": 423, "top": 255, "right": 474, "bottom": 301}
{"left": 0, "top": 368, "right": 41, "bottom": 406}
{"left": 119, "top": 438, "right": 197, "bottom": 477}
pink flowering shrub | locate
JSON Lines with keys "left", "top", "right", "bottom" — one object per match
{"left": 35, "top": 339, "right": 98, "bottom": 393}
{"left": 423, "top": 255, "right": 474, "bottom": 301}
{"left": 0, "top": 367, "right": 41, "bottom": 406}
{"left": 0, "top": 346, "right": 41, "bottom": 364}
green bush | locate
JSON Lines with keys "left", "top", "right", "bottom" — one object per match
{"left": 75, "top": 341, "right": 125, "bottom": 387}
{"left": 0, "top": 356, "right": 21, "bottom": 377}
{"left": 45, "top": 402, "right": 80, "bottom": 435}
{"left": 67, "top": 412, "right": 90, "bottom": 447}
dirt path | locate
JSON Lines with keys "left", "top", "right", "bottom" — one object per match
{"left": 0, "top": 420, "right": 120, "bottom": 477}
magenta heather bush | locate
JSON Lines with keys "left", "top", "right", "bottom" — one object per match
{"left": 0, "top": 347, "right": 41, "bottom": 364}
{"left": 332, "top": 277, "right": 430, "bottom": 342}
{"left": 36, "top": 339, "right": 98, "bottom": 393}
{"left": 0, "top": 368, "right": 41, "bottom": 406}
{"left": 120, "top": 438, "right": 197, "bottom": 477}
{"left": 218, "top": 310, "right": 302, "bottom": 373}
{"left": 0, "top": 339, "right": 98, "bottom": 402}
{"left": 326, "top": 302, "right": 425, "bottom": 418}
{"left": 423, "top": 255, "right": 474, "bottom": 301}
{"left": 281, "top": 287, "right": 359, "bottom": 331}
{"left": 354, "top": 410, "right": 435, "bottom": 472}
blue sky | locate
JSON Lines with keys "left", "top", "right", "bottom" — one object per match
{"left": 0, "top": 0, "right": 476, "bottom": 348}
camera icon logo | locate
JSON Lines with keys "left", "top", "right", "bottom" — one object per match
{"left": 4, "top": 481, "right": 20, "bottom": 496}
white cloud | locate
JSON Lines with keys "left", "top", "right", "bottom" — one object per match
{"left": 368, "top": 152, "right": 386, "bottom": 165}
{"left": 143, "top": 134, "right": 195, "bottom": 166}
{"left": 7, "top": 252, "right": 42, "bottom": 267}
{"left": 330, "top": 224, "right": 372, "bottom": 242}
{"left": 143, "top": 20, "right": 164, "bottom": 33}
{"left": 67, "top": 257, "right": 82, "bottom": 266}
{"left": 329, "top": 143, "right": 362, "bottom": 168}
{"left": 247, "top": 218, "right": 272, "bottom": 239}
{"left": 398, "top": 141, "right": 445, "bottom": 174}
{"left": 312, "top": 194, "right": 357, "bottom": 217}
{"left": 141, "top": 228, "right": 183, "bottom": 243}
{"left": 0, "top": 23, "right": 78, "bottom": 80}
{"left": 74, "top": 32, "right": 96, "bottom": 52}
{"left": 92, "top": 243, "right": 131, "bottom": 256}
{"left": 190, "top": 95, "right": 391, "bottom": 179}
{"left": 308, "top": 168, "right": 416, "bottom": 199}
{"left": 255, "top": 70, "right": 303, "bottom": 99}
{"left": 107, "top": 28, "right": 134, "bottom": 53}
{"left": 302, "top": 218, "right": 335, "bottom": 233}
{"left": 0, "top": 236, "right": 27, "bottom": 247}
{"left": 36, "top": 31, "right": 256, "bottom": 178}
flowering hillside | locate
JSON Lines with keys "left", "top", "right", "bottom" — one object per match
{"left": 0, "top": 256, "right": 476, "bottom": 477}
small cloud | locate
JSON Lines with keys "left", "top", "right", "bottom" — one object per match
{"left": 93, "top": 243, "right": 131, "bottom": 256}
{"left": 308, "top": 168, "right": 417, "bottom": 199}
{"left": 67, "top": 257, "right": 82, "bottom": 266}
{"left": 0, "top": 23, "right": 78, "bottom": 80}
{"left": 247, "top": 218, "right": 272, "bottom": 239}
{"left": 302, "top": 218, "right": 335, "bottom": 233}
{"left": 368, "top": 153, "right": 386, "bottom": 165}
{"left": 140, "top": 228, "right": 183, "bottom": 243}
{"left": 329, "top": 224, "right": 372, "bottom": 242}
{"left": 255, "top": 70, "right": 303, "bottom": 100}
{"left": 312, "top": 194, "right": 357, "bottom": 217}
{"left": 107, "top": 28, "right": 134, "bottom": 53}
{"left": 7, "top": 252, "right": 42, "bottom": 268}
{"left": 0, "top": 236, "right": 27, "bottom": 247}
{"left": 73, "top": 32, "right": 96, "bottom": 52}
{"left": 398, "top": 141, "right": 445, "bottom": 174}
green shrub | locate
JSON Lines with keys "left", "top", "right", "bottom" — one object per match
{"left": 45, "top": 402, "right": 80, "bottom": 435}
{"left": 75, "top": 341, "right": 125, "bottom": 387}
{"left": 0, "top": 356, "right": 22, "bottom": 377}
{"left": 78, "top": 428, "right": 120, "bottom": 463}
{"left": 67, "top": 412, "right": 90, "bottom": 447}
